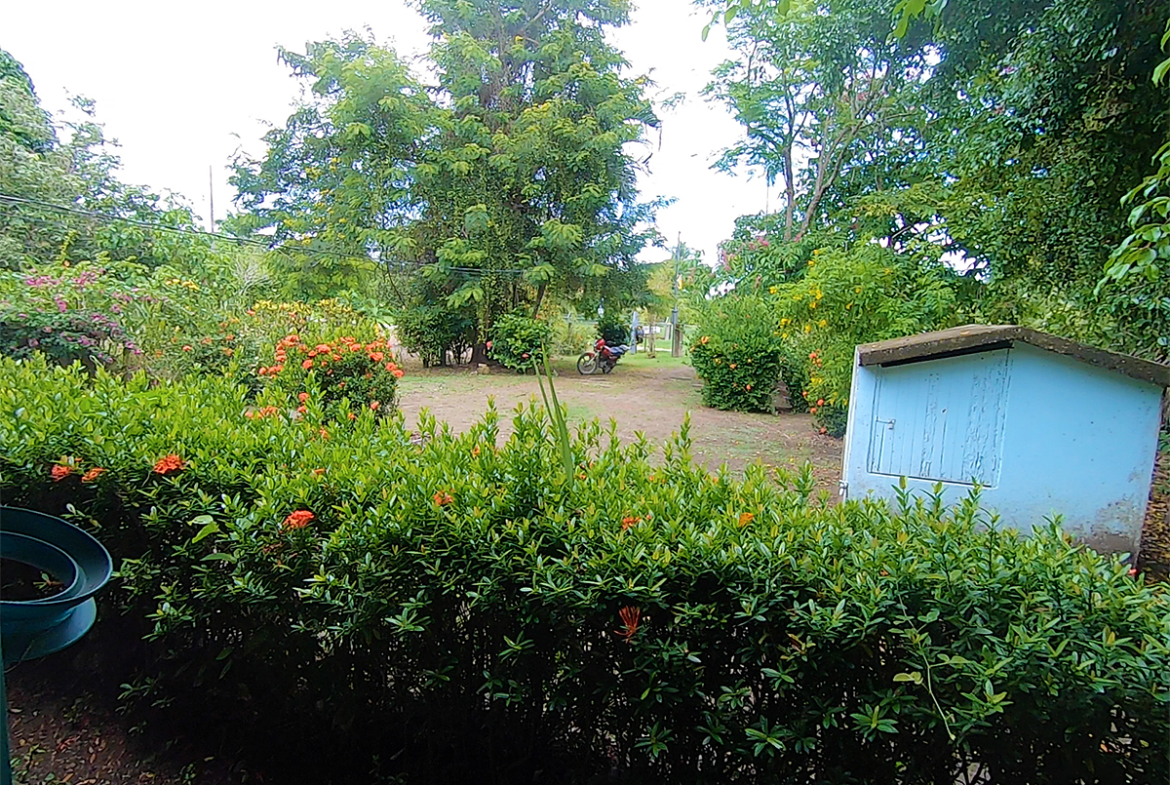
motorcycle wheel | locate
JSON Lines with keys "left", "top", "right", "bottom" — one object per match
{"left": 577, "top": 353, "right": 597, "bottom": 375}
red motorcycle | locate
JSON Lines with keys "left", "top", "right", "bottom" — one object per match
{"left": 577, "top": 338, "right": 629, "bottom": 375}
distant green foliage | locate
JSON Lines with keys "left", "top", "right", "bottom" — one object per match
{"left": 0, "top": 308, "right": 131, "bottom": 368}
{"left": 690, "top": 293, "right": 784, "bottom": 413}
{"left": 231, "top": 10, "right": 662, "bottom": 354}
{"left": 394, "top": 305, "right": 474, "bottom": 367}
{"left": 0, "top": 357, "right": 1166, "bottom": 783}
{"left": 596, "top": 311, "right": 629, "bottom": 346}
{"left": 547, "top": 313, "right": 595, "bottom": 355}
{"left": 708, "top": 0, "right": 1170, "bottom": 368}
{"left": 1098, "top": 19, "right": 1170, "bottom": 360}
{"left": 488, "top": 311, "right": 552, "bottom": 370}
{"left": 769, "top": 242, "right": 960, "bottom": 429}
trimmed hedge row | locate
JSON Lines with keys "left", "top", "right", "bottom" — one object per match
{"left": 0, "top": 357, "right": 1167, "bottom": 784}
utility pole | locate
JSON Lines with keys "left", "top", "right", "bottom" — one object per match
{"left": 208, "top": 165, "right": 215, "bottom": 232}
{"left": 671, "top": 232, "right": 682, "bottom": 358}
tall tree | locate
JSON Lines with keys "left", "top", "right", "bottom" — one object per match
{"left": 707, "top": 0, "right": 1170, "bottom": 355}
{"left": 705, "top": 0, "right": 932, "bottom": 243}
{"left": 228, "top": 37, "right": 434, "bottom": 299}
{"left": 231, "top": 3, "right": 661, "bottom": 359}
{"left": 0, "top": 48, "right": 214, "bottom": 272}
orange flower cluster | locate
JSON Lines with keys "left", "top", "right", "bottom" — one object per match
{"left": 153, "top": 454, "right": 186, "bottom": 475}
{"left": 621, "top": 514, "right": 643, "bottom": 530}
{"left": 259, "top": 335, "right": 404, "bottom": 379}
{"left": 244, "top": 406, "right": 282, "bottom": 420}
{"left": 738, "top": 512, "right": 755, "bottom": 528}
{"left": 433, "top": 491, "right": 454, "bottom": 506}
{"left": 51, "top": 459, "right": 107, "bottom": 482}
{"left": 283, "top": 510, "right": 315, "bottom": 530}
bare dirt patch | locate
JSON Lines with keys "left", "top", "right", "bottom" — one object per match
{"left": 396, "top": 353, "right": 843, "bottom": 485}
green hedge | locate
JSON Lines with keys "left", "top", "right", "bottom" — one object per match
{"left": 488, "top": 311, "right": 552, "bottom": 370}
{"left": 691, "top": 294, "right": 784, "bottom": 413}
{"left": 0, "top": 356, "right": 1167, "bottom": 784}
{"left": 394, "top": 305, "right": 475, "bottom": 367}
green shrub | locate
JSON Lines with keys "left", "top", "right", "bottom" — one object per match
{"left": 690, "top": 293, "right": 784, "bottom": 413}
{"left": 596, "top": 311, "right": 629, "bottom": 345}
{"left": 547, "top": 311, "right": 597, "bottom": 355}
{"left": 394, "top": 305, "right": 475, "bottom": 367}
{"left": 488, "top": 311, "right": 552, "bottom": 370}
{"left": 0, "top": 308, "right": 136, "bottom": 368}
{"left": 771, "top": 244, "right": 961, "bottom": 432}
{"left": 0, "top": 356, "right": 1167, "bottom": 785}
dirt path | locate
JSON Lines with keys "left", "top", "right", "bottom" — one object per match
{"left": 396, "top": 353, "right": 843, "bottom": 487}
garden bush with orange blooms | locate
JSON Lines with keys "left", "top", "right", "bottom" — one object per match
{"left": 260, "top": 332, "right": 402, "bottom": 413}
{"left": 768, "top": 243, "right": 961, "bottom": 435}
{"left": 690, "top": 293, "right": 786, "bottom": 412}
{"left": 0, "top": 355, "right": 1167, "bottom": 784}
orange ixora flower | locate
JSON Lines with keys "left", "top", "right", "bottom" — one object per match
{"left": 81, "top": 467, "right": 106, "bottom": 483}
{"left": 298, "top": 392, "right": 310, "bottom": 403}
{"left": 700, "top": 335, "right": 710, "bottom": 345}
{"left": 50, "top": 463, "right": 75, "bottom": 482}
{"left": 738, "top": 512, "right": 755, "bottom": 528}
{"left": 153, "top": 454, "right": 186, "bottom": 475}
{"left": 283, "top": 510, "right": 315, "bottom": 530}
{"left": 616, "top": 606, "right": 641, "bottom": 643}
{"left": 621, "top": 515, "right": 643, "bottom": 530}
{"left": 302, "top": 359, "right": 313, "bottom": 370}
{"left": 433, "top": 491, "right": 454, "bottom": 506}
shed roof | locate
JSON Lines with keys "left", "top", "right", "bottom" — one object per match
{"left": 856, "top": 324, "right": 1170, "bottom": 388}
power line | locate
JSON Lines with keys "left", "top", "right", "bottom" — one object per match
{"left": 0, "top": 192, "right": 531, "bottom": 277}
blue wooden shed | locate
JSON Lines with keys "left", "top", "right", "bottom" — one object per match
{"left": 840, "top": 325, "right": 1169, "bottom": 554}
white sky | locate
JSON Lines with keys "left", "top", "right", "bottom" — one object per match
{"left": 5, "top": 0, "right": 773, "bottom": 264}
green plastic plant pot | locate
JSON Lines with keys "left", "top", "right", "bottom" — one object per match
{"left": 0, "top": 507, "right": 112, "bottom": 665}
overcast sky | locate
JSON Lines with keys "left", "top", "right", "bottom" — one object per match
{"left": 5, "top": 0, "right": 773, "bottom": 264}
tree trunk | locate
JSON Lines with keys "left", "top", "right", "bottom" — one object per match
{"left": 783, "top": 147, "right": 797, "bottom": 242}
{"left": 471, "top": 342, "right": 490, "bottom": 365}
{"left": 530, "top": 282, "right": 548, "bottom": 318}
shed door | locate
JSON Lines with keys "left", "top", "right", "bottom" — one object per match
{"left": 867, "top": 350, "right": 1009, "bottom": 486}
